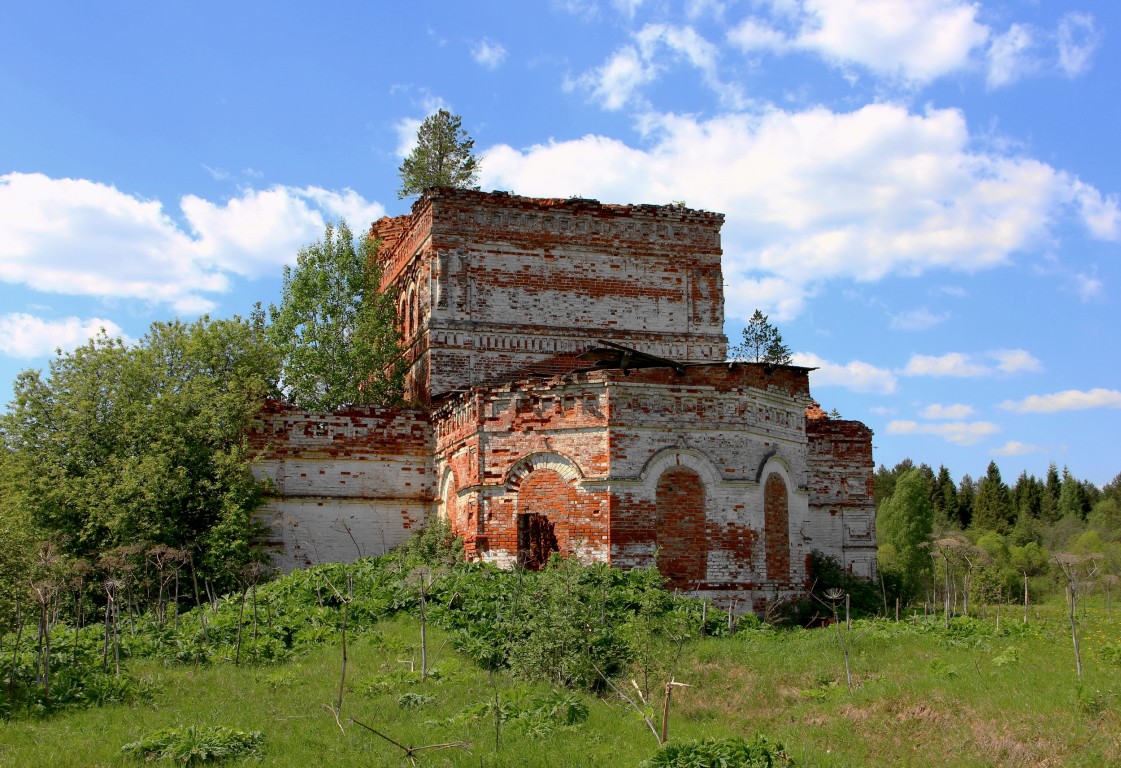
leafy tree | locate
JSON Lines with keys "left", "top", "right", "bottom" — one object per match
{"left": 268, "top": 221, "right": 404, "bottom": 411}
{"left": 876, "top": 468, "right": 934, "bottom": 599}
{"left": 1, "top": 315, "right": 278, "bottom": 592}
{"left": 729, "top": 309, "right": 792, "bottom": 365}
{"left": 0, "top": 447, "right": 36, "bottom": 631}
{"left": 397, "top": 109, "right": 480, "bottom": 199}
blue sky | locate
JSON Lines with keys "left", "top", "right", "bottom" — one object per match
{"left": 1, "top": 1, "right": 1118, "bottom": 486}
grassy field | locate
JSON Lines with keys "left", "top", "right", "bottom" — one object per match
{"left": 2, "top": 599, "right": 1118, "bottom": 767}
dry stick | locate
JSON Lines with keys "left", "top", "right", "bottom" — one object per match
{"left": 8, "top": 597, "right": 23, "bottom": 697}
{"left": 1023, "top": 572, "right": 1029, "bottom": 624}
{"left": 234, "top": 586, "right": 248, "bottom": 667}
{"left": 349, "top": 718, "right": 470, "bottom": 767}
{"left": 659, "top": 678, "right": 691, "bottom": 744}
{"left": 336, "top": 573, "right": 353, "bottom": 717}
{"left": 591, "top": 660, "right": 662, "bottom": 744}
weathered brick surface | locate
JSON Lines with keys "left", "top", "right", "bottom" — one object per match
{"left": 805, "top": 415, "right": 877, "bottom": 578}
{"left": 248, "top": 402, "right": 432, "bottom": 570}
{"left": 252, "top": 189, "right": 877, "bottom": 609}
{"left": 372, "top": 189, "right": 728, "bottom": 403}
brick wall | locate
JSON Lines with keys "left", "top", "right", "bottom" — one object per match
{"left": 805, "top": 415, "right": 878, "bottom": 578}
{"left": 371, "top": 189, "right": 729, "bottom": 402}
{"left": 433, "top": 364, "right": 822, "bottom": 601}
{"left": 248, "top": 402, "right": 434, "bottom": 570}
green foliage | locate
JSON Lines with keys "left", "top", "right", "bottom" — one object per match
{"left": 877, "top": 469, "right": 934, "bottom": 598}
{"left": 398, "top": 109, "right": 480, "bottom": 198}
{"left": 121, "top": 725, "right": 264, "bottom": 764}
{"left": 268, "top": 220, "right": 403, "bottom": 410}
{"left": 799, "top": 551, "right": 882, "bottom": 621}
{"left": 1, "top": 315, "right": 277, "bottom": 591}
{"left": 729, "top": 310, "right": 792, "bottom": 365}
{"left": 645, "top": 735, "right": 796, "bottom": 767}
{"left": 972, "top": 461, "right": 1014, "bottom": 533}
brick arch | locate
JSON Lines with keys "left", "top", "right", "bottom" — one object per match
{"left": 655, "top": 466, "right": 707, "bottom": 588}
{"left": 437, "top": 467, "right": 459, "bottom": 525}
{"left": 764, "top": 472, "right": 790, "bottom": 584}
{"left": 505, "top": 452, "right": 583, "bottom": 489}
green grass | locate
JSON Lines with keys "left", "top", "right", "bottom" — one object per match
{"left": 2, "top": 604, "right": 1119, "bottom": 767}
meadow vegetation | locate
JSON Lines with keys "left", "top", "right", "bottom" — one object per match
{"left": 1, "top": 519, "right": 1118, "bottom": 767}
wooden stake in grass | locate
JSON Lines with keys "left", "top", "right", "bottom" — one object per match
{"left": 659, "top": 678, "right": 691, "bottom": 743}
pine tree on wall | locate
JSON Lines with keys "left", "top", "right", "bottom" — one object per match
{"left": 729, "top": 309, "right": 793, "bottom": 365}
{"left": 398, "top": 110, "right": 480, "bottom": 199}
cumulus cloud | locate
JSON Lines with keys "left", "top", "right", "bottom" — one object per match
{"left": 0, "top": 313, "right": 128, "bottom": 358}
{"left": 992, "top": 441, "right": 1044, "bottom": 456}
{"left": 921, "top": 403, "right": 974, "bottom": 420}
{"left": 902, "top": 350, "right": 1041, "bottom": 378}
{"left": 480, "top": 105, "right": 1118, "bottom": 321}
{"left": 1001, "top": 388, "right": 1121, "bottom": 414}
{"left": 727, "top": 0, "right": 990, "bottom": 85}
{"left": 0, "top": 173, "right": 384, "bottom": 314}
{"left": 471, "top": 39, "right": 508, "bottom": 70}
{"left": 569, "top": 24, "right": 743, "bottom": 110}
{"left": 792, "top": 351, "right": 897, "bottom": 394}
{"left": 886, "top": 419, "right": 1000, "bottom": 446}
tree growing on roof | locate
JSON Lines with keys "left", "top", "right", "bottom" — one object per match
{"left": 398, "top": 109, "right": 480, "bottom": 199}
{"left": 729, "top": 309, "right": 792, "bottom": 365}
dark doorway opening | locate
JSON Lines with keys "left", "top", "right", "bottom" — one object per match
{"left": 517, "top": 513, "right": 558, "bottom": 570}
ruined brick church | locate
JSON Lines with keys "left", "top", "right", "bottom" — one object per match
{"left": 250, "top": 188, "right": 876, "bottom": 609}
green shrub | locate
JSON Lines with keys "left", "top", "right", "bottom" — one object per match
{"left": 121, "top": 725, "right": 264, "bottom": 764}
{"left": 645, "top": 735, "right": 796, "bottom": 767}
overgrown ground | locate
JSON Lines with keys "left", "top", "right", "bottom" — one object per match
{"left": 2, "top": 595, "right": 1118, "bottom": 767}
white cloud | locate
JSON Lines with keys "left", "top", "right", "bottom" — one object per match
{"left": 921, "top": 403, "right": 974, "bottom": 420}
{"left": 0, "top": 173, "right": 384, "bottom": 313}
{"left": 1001, "top": 388, "right": 1121, "bottom": 414}
{"left": 792, "top": 351, "right": 897, "bottom": 394}
{"left": 394, "top": 94, "right": 451, "bottom": 156}
{"left": 571, "top": 24, "right": 743, "bottom": 110}
{"left": 471, "top": 39, "right": 508, "bottom": 70}
{"left": 0, "top": 313, "right": 128, "bottom": 358}
{"left": 889, "top": 308, "right": 948, "bottom": 331}
{"left": 902, "top": 353, "right": 989, "bottom": 378}
{"left": 992, "top": 349, "right": 1043, "bottom": 374}
{"left": 902, "top": 349, "right": 1041, "bottom": 377}
{"left": 613, "top": 0, "right": 644, "bottom": 18}
{"left": 1057, "top": 12, "right": 1100, "bottom": 78}
{"left": 886, "top": 419, "right": 1000, "bottom": 446}
{"left": 1073, "top": 272, "right": 1103, "bottom": 300}
{"left": 986, "top": 23, "right": 1036, "bottom": 88}
{"left": 992, "top": 440, "right": 1044, "bottom": 457}
{"left": 728, "top": 0, "right": 990, "bottom": 85}
{"left": 480, "top": 105, "right": 1118, "bottom": 321}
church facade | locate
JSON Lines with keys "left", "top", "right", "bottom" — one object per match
{"left": 249, "top": 188, "right": 876, "bottom": 610}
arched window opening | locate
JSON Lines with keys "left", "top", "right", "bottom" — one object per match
{"left": 764, "top": 472, "right": 790, "bottom": 583}
{"left": 655, "top": 466, "right": 706, "bottom": 588}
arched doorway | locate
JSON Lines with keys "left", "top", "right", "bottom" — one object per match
{"left": 516, "top": 468, "right": 572, "bottom": 569}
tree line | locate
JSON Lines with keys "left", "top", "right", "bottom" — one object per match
{"left": 874, "top": 457, "right": 1121, "bottom": 614}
